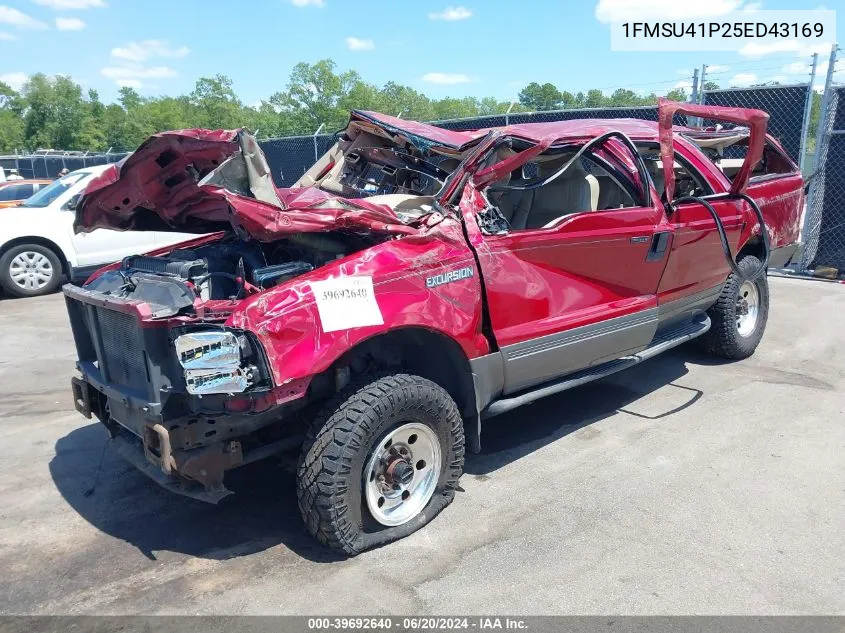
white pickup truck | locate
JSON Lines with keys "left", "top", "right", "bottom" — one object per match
{"left": 0, "top": 165, "right": 194, "bottom": 298}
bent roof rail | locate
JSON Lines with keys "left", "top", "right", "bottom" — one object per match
{"left": 350, "top": 111, "right": 486, "bottom": 152}
{"left": 657, "top": 97, "right": 769, "bottom": 200}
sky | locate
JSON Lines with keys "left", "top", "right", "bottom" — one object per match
{"left": 0, "top": 0, "right": 842, "bottom": 107}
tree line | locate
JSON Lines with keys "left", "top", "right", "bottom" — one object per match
{"left": 1, "top": 58, "right": 697, "bottom": 154}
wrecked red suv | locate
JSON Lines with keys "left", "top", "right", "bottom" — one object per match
{"left": 65, "top": 99, "right": 802, "bottom": 554}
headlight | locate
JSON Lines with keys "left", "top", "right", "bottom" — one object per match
{"left": 174, "top": 331, "right": 255, "bottom": 395}
{"left": 175, "top": 331, "right": 241, "bottom": 369}
{"left": 184, "top": 367, "right": 253, "bottom": 395}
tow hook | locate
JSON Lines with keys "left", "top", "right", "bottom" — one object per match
{"left": 144, "top": 423, "right": 176, "bottom": 475}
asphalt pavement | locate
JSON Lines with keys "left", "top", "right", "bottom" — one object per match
{"left": 0, "top": 276, "right": 842, "bottom": 615}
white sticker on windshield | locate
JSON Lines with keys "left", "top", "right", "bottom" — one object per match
{"left": 311, "top": 276, "right": 383, "bottom": 333}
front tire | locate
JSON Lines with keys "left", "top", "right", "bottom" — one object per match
{"left": 297, "top": 374, "right": 465, "bottom": 555}
{"left": 0, "top": 244, "right": 63, "bottom": 298}
{"left": 701, "top": 254, "right": 769, "bottom": 359}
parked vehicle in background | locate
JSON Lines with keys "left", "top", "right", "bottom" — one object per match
{"left": 65, "top": 100, "right": 802, "bottom": 554}
{"left": 0, "top": 179, "right": 52, "bottom": 209}
{"left": 0, "top": 165, "right": 196, "bottom": 298}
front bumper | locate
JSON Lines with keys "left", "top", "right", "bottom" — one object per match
{"left": 65, "top": 284, "right": 307, "bottom": 503}
{"left": 72, "top": 375, "right": 245, "bottom": 502}
{"left": 72, "top": 374, "right": 303, "bottom": 503}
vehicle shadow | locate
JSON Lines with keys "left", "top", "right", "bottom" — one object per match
{"left": 50, "top": 347, "right": 703, "bottom": 562}
{"left": 465, "top": 348, "right": 702, "bottom": 475}
{"left": 49, "top": 425, "right": 344, "bottom": 564}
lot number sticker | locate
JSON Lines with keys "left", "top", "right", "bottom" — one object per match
{"left": 311, "top": 276, "right": 384, "bottom": 332}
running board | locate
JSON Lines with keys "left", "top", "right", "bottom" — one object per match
{"left": 481, "top": 315, "right": 711, "bottom": 419}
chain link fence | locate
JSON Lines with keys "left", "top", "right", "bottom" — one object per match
{"left": 433, "top": 105, "right": 665, "bottom": 130}
{"left": 8, "top": 74, "right": 842, "bottom": 277}
{"left": 800, "top": 85, "right": 845, "bottom": 272}
{"left": 701, "top": 84, "right": 810, "bottom": 163}
{"left": 260, "top": 134, "right": 339, "bottom": 188}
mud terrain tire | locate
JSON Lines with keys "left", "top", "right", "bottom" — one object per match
{"left": 297, "top": 374, "right": 465, "bottom": 555}
{"left": 701, "top": 254, "right": 769, "bottom": 360}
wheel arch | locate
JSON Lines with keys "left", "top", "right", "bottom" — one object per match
{"left": 737, "top": 235, "right": 766, "bottom": 264}
{"left": 0, "top": 236, "right": 71, "bottom": 277}
{"left": 314, "top": 326, "right": 481, "bottom": 450}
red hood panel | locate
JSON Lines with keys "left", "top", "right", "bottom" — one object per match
{"left": 74, "top": 128, "right": 431, "bottom": 240}
{"left": 75, "top": 128, "right": 241, "bottom": 234}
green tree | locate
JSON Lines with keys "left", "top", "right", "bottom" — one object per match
{"left": 664, "top": 87, "right": 688, "bottom": 102}
{"left": 584, "top": 89, "right": 607, "bottom": 108}
{"left": 3, "top": 58, "right": 773, "bottom": 153}
{"left": 190, "top": 75, "right": 242, "bottom": 129}
{"left": 378, "top": 82, "right": 435, "bottom": 121}
{"left": 0, "top": 81, "right": 25, "bottom": 151}
{"left": 518, "top": 82, "right": 563, "bottom": 111}
{"left": 21, "top": 74, "right": 92, "bottom": 149}
{"left": 270, "top": 59, "right": 362, "bottom": 133}
{"left": 432, "top": 96, "right": 482, "bottom": 120}
{"left": 608, "top": 88, "right": 638, "bottom": 106}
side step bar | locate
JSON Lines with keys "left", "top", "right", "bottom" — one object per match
{"left": 481, "top": 315, "right": 711, "bottom": 419}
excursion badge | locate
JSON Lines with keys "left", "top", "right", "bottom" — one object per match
{"left": 426, "top": 266, "right": 474, "bottom": 288}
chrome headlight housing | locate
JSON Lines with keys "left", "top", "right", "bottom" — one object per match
{"left": 174, "top": 330, "right": 257, "bottom": 395}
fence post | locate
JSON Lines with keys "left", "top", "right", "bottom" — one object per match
{"left": 313, "top": 123, "right": 325, "bottom": 162}
{"left": 689, "top": 68, "right": 701, "bottom": 126}
{"left": 798, "top": 53, "right": 819, "bottom": 172}
{"left": 505, "top": 100, "right": 516, "bottom": 126}
{"left": 690, "top": 68, "right": 700, "bottom": 104}
{"left": 800, "top": 43, "right": 838, "bottom": 269}
{"left": 699, "top": 64, "right": 708, "bottom": 104}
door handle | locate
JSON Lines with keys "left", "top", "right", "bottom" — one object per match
{"left": 646, "top": 231, "right": 671, "bottom": 262}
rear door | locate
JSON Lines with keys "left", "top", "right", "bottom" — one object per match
{"left": 459, "top": 134, "right": 670, "bottom": 395}
{"left": 654, "top": 99, "right": 775, "bottom": 315}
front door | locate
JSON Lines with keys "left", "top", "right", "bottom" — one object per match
{"left": 460, "top": 135, "right": 670, "bottom": 395}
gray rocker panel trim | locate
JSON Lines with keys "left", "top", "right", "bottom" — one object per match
{"left": 468, "top": 286, "right": 723, "bottom": 412}
{"left": 469, "top": 352, "right": 505, "bottom": 417}
{"left": 499, "top": 307, "right": 659, "bottom": 395}
{"left": 656, "top": 284, "right": 723, "bottom": 327}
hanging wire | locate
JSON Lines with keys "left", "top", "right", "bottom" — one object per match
{"left": 704, "top": 56, "right": 799, "bottom": 72}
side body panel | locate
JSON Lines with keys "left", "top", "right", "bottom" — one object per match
{"left": 654, "top": 134, "right": 801, "bottom": 315}
{"left": 460, "top": 184, "right": 670, "bottom": 395}
{"left": 226, "top": 217, "right": 489, "bottom": 390}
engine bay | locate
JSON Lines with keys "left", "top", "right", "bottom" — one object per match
{"left": 84, "top": 231, "right": 383, "bottom": 317}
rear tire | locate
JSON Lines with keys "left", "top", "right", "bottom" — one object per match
{"left": 0, "top": 244, "right": 63, "bottom": 298}
{"left": 700, "top": 255, "right": 769, "bottom": 360}
{"left": 297, "top": 374, "right": 465, "bottom": 555}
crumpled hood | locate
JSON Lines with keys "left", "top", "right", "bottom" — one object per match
{"left": 74, "top": 128, "right": 433, "bottom": 240}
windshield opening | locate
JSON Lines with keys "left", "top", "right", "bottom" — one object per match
{"left": 294, "top": 122, "right": 468, "bottom": 200}
{"left": 21, "top": 172, "right": 87, "bottom": 208}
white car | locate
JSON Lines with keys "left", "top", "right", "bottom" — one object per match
{"left": 0, "top": 165, "right": 195, "bottom": 298}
